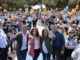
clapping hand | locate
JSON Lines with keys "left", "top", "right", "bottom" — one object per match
{"left": 72, "top": 41, "right": 76, "bottom": 45}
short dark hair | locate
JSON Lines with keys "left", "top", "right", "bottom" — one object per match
{"left": 31, "top": 27, "right": 39, "bottom": 37}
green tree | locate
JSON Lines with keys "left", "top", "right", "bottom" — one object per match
{"left": 1, "top": 3, "right": 8, "bottom": 9}
{"left": 68, "top": 0, "right": 76, "bottom": 8}
{"left": 41, "top": 0, "right": 58, "bottom": 8}
{"left": 77, "top": 0, "right": 80, "bottom": 8}
{"left": 41, "top": 0, "right": 67, "bottom": 9}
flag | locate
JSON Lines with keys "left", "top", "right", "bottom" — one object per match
{"left": 72, "top": 8, "right": 76, "bottom": 13}
{"left": 4, "top": 9, "right": 7, "bottom": 12}
{"left": 39, "top": 8, "right": 41, "bottom": 12}
{"left": 64, "top": 6, "right": 69, "bottom": 12}
{"left": 55, "top": 8, "right": 58, "bottom": 10}
{"left": 67, "top": 11, "right": 70, "bottom": 14}
{"left": 30, "top": 9, "right": 34, "bottom": 14}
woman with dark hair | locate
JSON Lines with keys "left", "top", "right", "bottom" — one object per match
{"left": 6, "top": 24, "right": 12, "bottom": 34}
{"left": 41, "top": 28, "right": 53, "bottom": 60}
{"left": 29, "top": 27, "right": 41, "bottom": 60}
{"left": 6, "top": 24, "right": 14, "bottom": 52}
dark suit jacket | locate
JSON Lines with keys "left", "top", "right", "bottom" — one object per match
{"left": 41, "top": 37, "right": 53, "bottom": 54}
{"left": 11, "top": 32, "right": 28, "bottom": 54}
{"left": 52, "top": 31, "right": 65, "bottom": 48}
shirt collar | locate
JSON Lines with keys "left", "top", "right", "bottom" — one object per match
{"left": 22, "top": 32, "right": 27, "bottom": 36}
{"left": 0, "top": 28, "right": 3, "bottom": 31}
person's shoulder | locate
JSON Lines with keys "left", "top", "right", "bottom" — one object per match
{"left": 2, "top": 27, "right": 6, "bottom": 30}
{"left": 47, "top": 36, "right": 51, "bottom": 39}
{"left": 16, "top": 32, "right": 22, "bottom": 36}
{"left": 56, "top": 31, "right": 62, "bottom": 35}
{"left": 58, "top": 31, "right": 64, "bottom": 35}
{"left": 2, "top": 27, "right": 7, "bottom": 33}
{"left": 48, "top": 37, "right": 52, "bottom": 40}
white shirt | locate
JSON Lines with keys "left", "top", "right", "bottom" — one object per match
{"left": 42, "top": 41, "right": 48, "bottom": 54}
{"left": 21, "top": 33, "right": 27, "bottom": 50}
{"left": 78, "top": 16, "right": 80, "bottom": 20}
{"left": 68, "top": 26, "right": 72, "bottom": 32}
{"left": 0, "top": 28, "right": 7, "bottom": 48}
{"left": 34, "top": 39, "right": 39, "bottom": 49}
{"left": 65, "top": 35, "right": 77, "bottom": 49}
{"left": 27, "top": 17, "right": 33, "bottom": 22}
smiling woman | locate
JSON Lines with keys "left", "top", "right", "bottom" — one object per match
{"left": 65, "top": 29, "right": 78, "bottom": 60}
{"left": 29, "top": 27, "right": 41, "bottom": 60}
{"left": 41, "top": 28, "right": 53, "bottom": 60}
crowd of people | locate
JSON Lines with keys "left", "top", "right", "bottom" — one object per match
{"left": 0, "top": 10, "right": 80, "bottom": 60}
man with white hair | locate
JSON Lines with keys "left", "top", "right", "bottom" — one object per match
{"left": 0, "top": 20, "right": 8, "bottom": 60}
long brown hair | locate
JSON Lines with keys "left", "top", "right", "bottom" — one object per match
{"left": 42, "top": 28, "right": 49, "bottom": 38}
{"left": 31, "top": 27, "right": 39, "bottom": 37}
{"left": 6, "top": 24, "right": 12, "bottom": 32}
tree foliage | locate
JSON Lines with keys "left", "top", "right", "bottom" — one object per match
{"left": 0, "top": 0, "right": 80, "bottom": 10}
{"left": 68, "top": 0, "right": 76, "bottom": 8}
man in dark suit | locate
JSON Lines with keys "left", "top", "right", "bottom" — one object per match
{"left": 11, "top": 25, "right": 29, "bottom": 60}
{"left": 50, "top": 24, "right": 65, "bottom": 60}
